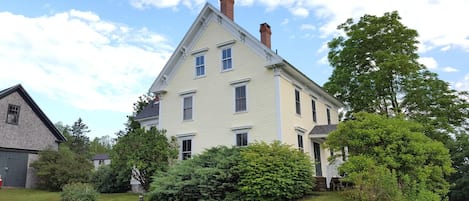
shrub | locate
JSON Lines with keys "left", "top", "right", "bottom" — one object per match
{"left": 61, "top": 183, "right": 98, "bottom": 201}
{"left": 31, "top": 146, "right": 93, "bottom": 191}
{"left": 149, "top": 146, "right": 241, "bottom": 201}
{"left": 90, "top": 165, "right": 129, "bottom": 193}
{"left": 340, "top": 156, "right": 404, "bottom": 201}
{"left": 237, "top": 141, "right": 315, "bottom": 201}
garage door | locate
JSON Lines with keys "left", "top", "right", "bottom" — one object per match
{"left": 0, "top": 151, "right": 28, "bottom": 187}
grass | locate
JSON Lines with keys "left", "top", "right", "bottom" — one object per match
{"left": 299, "top": 191, "right": 345, "bottom": 201}
{"left": 0, "top": 188, "right": 142, "bottom": 201}
{"left": 0, "top": 188, "right": 343, "bottom": 201}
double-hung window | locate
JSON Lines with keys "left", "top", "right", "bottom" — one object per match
{"left": 222, "top": 47, "right": 232, "bottom": 71}
{"left": 183, "top": 96, "right": 193, "bottom": 121}
{"left": 182, "top": 139, "right": 192, "bottom": 160}
{"left": 235, "top": 85, "right": 247, "bottom": 112}
{"left": 295, "top": 89, "right": 301, "bottom": 115}
{"left": 326, "top": 108, "right": 331, "bottom": 125}
{"left": 6, "top": 104, "right": 20, "bottom": 125}
{"left": 297, "top": 134, "right": 304, "bottom": 152}
{"left": 312, "top": 99, "right": 317, "bottom": 123}
{"left": 195, "top": 55, "right": 205, "bottom": 77}
{"left": 236, "top": 133, "right": 248, "bottom": 147}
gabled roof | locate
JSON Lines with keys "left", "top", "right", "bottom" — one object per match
{"left": 0, "top": 84, "right": 67, "bottom": 143}
{"left": 92, "top": 153, "right": 110, "bottom": 160}
{"left": 309, "top": 124, "right": 338, "bottom": 135}
{"left": 149, "top": 2, "right": 343, "bottom": 108}
{"left": 135, "top": 101, "right": 159, "bottom": 120}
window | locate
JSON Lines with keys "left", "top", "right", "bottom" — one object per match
{"left": 183, "top": 96, "right": 193, "bottom": 120}
{"left": 155, "top": 101, "right": 160, "bottom": 117}
{"left": 295, "top": 89, "right": 301, "bottom": 115}
{"left": 326, "top": 108, "right": 331, "bottom": 125}
{"left": 195, "top": 55, "right": 205, "bottom": 77}
{"left": 235, "top": 85, "right": 247, "bottom": 112}
{"left": 297, "top": 134, "right": 304, "bottom": 152}
{"left": 6, "top": 104, "right": 20, "bottom": 125}
{"left": 236, "top": 133, "right": 248, "bottom": 147}
{"left": 98, "top": 160, "right": 104, "bottom": 165}
{"left": 182, "top": 139, "right": 192, "bottom": 160}
{"left": 312, "top": 99, "right": 317, "bottom": 122}
{"left": 222, "top": 47, "right": 232, "bottom": 71}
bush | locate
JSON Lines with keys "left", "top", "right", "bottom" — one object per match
{"left": 61, "top": 183, "right": 98, "bottom": 201}
{"left": 90, "top": 165, "right": 129, "bottom": 193}
{"left": 149, "top": 142, "right": 315, "bottom": 201}
{"left": 340, "top": 156, "right": 404, "bottom": 201}
{"left": 149, "top": 146, "right": 241, "bottom": 201}
{"left": 237, "top": 141, "right": 315, "bottom": 201}
{"left": 31, "top": 146, "right": 93, "bottom": 191}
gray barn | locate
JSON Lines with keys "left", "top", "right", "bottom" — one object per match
{"left": 0, "top": 84, "right": 66, "bottom": 188}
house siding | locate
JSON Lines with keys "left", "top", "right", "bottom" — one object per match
{"left": 0, "top": 91, "right": 59, "bottom": 151}
{"left": 159, "top": 16, "right": 277, "bottom": 154}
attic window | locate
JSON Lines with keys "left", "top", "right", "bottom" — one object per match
{"left": 6, "top": 104, "right": 20, "bottom": 125}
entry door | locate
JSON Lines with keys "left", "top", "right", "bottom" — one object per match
{"left": 313, "top": 142, "right": 322, "bottom": 176}
{"left": 0, "top": 151, "right": 28, "bottom": 187}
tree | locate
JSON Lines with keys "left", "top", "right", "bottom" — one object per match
{"left": 449, "top": 132, "right": 469, "bottom": 201}
{"left": 68, "top": 118, "right": 91, "bottom": 156}
{"left": 324, "top": 11, "right": 468, "bottom": 144}
{"left": 112, "top": 127, "right": 178, "bottom": 191}
{"left": 122, "top": 93, "right": 155, "bottom": 135}
{"left": 326, "top": 113, "right": 453, "bottom": 199}
{"left": 89, "top": 135, "right": 113, "bottom": 156}
{"left": 31, "top": 146, "right": 93, "bottom": 191}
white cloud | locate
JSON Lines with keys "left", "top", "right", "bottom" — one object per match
{"left": 229, "top": 0, "right": 469, "bottom": 52}
{"left": 454, "top": 73, "right": 469, "bottom": 92}
{"left": 0, "top": 10, "right": 173, "bottom": 113}
{"left": 300, "top": 23, "right": 316, "bottom": 31}
{"left": 442, "top": 66, "right": 458, "bottom": 73}
{"left": 418, "top": 57, "right": 438, "bottom": 69}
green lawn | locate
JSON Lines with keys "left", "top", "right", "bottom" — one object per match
{"left": 0, "top": 188, "right": 141, "bottom": 201}
{"left": 0, "top": 188, "right": 343, "bottom": 201}
{"left": 299, "top": 191, "right": 345, "bottom": 201}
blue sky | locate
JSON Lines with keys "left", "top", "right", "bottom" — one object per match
{"left": 1, "top": 0, "right": 468, "bottom": 139}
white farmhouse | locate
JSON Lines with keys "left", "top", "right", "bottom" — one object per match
{"left": 135, "top": 0, "right": 345, "bottom": 190}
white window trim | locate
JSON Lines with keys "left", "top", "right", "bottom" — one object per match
{"left": 176, "top": 133, "right": 196, "bottom": 160}
{"left": 297, "top": 130, "right": 305, "bottom": 152}
{"left": 233, "top": 83, "right": 248, "bottom": 114}
{"left": 194, "top": 52, "right": 206, "bottom": 78}
{"left": 180, "top": 91, "right": 196, "bottom": 121}
{"left": 295, "top": 88, "right": 301, "bottom": 116}
{"left": 231, "top": 126, "right": 252, "bottom": 147}
{"left": 220, "top": 46, "right": 233, "bottom": 72}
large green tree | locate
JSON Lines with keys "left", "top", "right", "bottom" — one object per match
{"left": 324, "top": 11, "right": 468, "bottom": 145}
{"left": 327, "top": 112, "right": 453, "bottom": 200}
{"left": 112, "top": 127, "right": 178, "bottom": 191}
{"left": 448, "top": 132, "right": 469, "bottom": 201}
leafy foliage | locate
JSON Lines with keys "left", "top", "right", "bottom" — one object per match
{"left": 61, "top": 183, "right": 98, "bottom": 201}
{"left": 449, "top": 132, "right": 469, "bottom": 201}
{"left": 149, "top": 142, "right": 315, "bottom": 201}
{"left": 340, "top": 156, "right": 404, "bottom": 201}
{"left": 89, "top": 136, "right": 113, "bottom": 156}
{"left": 112, "top": 127, "right": 178, "bottom": 191}
{"left": 89, "top": 165, "right": 129, "bottom": 193}
{"left": 149, "top": 146, "right": 242, "bottom": 201}
{"left": 327, "top": 113, "right": 453, "bottom": 199}
{"left": 238, "top": 141, "right": 315, "bottom": 201}
{"left": 150, "top": 142, "right": 314, "bottom": 201}
{"left": 324, "top": 11, "right": 468, "bottom": 145}
{"left": 31, "top": 146, "right": 93, "bottom": 191}
{"left": 66, "top": 118, "right": 92, "bottom": 156}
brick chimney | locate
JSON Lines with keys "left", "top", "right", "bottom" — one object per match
{"left": 220, "top": 0, "right": 234, "bottom": 21}
{"left": 260, "top": 23, "right": 272, "bottom": 48}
